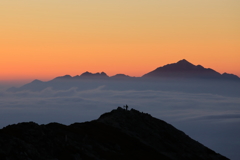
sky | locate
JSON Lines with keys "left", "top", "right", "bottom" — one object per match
{"left": 1, "top": 0, "right": 240, "bottom": 82}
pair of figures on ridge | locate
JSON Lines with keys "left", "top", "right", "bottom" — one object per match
{"left": 123, "top": 104, "right": 128, "bottom": 110}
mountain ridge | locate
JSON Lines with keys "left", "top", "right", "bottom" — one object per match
{"left": 6, "top": 59, "right": 240, "bottom": 93}
{"left": 47, "top": 59, "right": 240, "bottom": 80}
{"left": 142, "top": 59, "right": 226, "bottom": 79}
{"left": 0, "top": 107, "right": 229, "bottom": 160}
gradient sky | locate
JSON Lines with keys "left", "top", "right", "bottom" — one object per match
{"left": 1, "top": 0, "right": 239, "bottom": 82}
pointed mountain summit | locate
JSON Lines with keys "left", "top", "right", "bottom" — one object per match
{"left": 173, "top": 59, "right": 195, "bottom": 68}
{"left": 143, "top": 59, "right": 223, "bottom": 79}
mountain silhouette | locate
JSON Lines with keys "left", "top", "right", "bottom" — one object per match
{"left": 53, "top": 75, "right": 73, "bottom": 81}
{"left": 142, "top": 59, "right": 224, "bottom": 79}
{"left": 222, "top": 73, "right": 240, "bottom": 80}
{"left": 111, "top": 74, "right": 132, "bottom": 79}
{"left": 0, "top": 107, "right": 229, "bottom": 160}
{"left": 6, "top": 59, "right": 240, "bottom": 93}
{"left": 53, "top": 72, "right": 109, "bottom": 80}
{"left": 79, "top": 71, "right": 109, "bottom": 79}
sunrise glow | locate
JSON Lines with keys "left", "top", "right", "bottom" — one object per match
{"left": 1, "top": 0, "right": 239, "bottom": 82}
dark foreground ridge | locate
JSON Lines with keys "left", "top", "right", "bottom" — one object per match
{"left": 0, "top": 107, "right": 229, "bottom": 160}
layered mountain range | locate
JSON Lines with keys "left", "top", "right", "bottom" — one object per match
{"left": 49, "top": 59, "right": 238, "bottom": 80}
{"left": 7, "top": 59, "right": 240, "bottom": 95}
{"left": 52, "top": 59, "right": 239, "bottom": 80}
{"left": 0, "top": 107, "right": 229, "bottom": 160}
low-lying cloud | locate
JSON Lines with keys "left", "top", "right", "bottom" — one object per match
{"left": 0, "top": 86, "right": 240, "bottom": 160}
{"left": 1, "top": 87, "right": 240, "bottom": 123}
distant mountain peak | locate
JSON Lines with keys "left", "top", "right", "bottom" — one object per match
{"left": 53, "top": 75, "right": 72, "bottom": 81}
{"left": 143, "top": 59, "right": 222, "bottom": 79}
{"left": 160, "top": 59, "right": 195, "bottom": 70}
{"left": 111, "top": 74, "right": 131, "bottom": 78}
{"left": 177, "top": 59, "right": 191, "bottom": 64}
{"left": 80, "top": 71, "right": 109, "bottom": 78}
{"left": 80, "top": 71, "right": 91, "bottom": 76}
{"left": 222, "top": 72, "right": 240, "bottom": 80}
{"left": 100, "top": 72, "right": 108, "bottom": 76}
{"left": 176, "top": 59, "right": 199, "bottom": 67}
{"left": 32, "top": 79, "right": 43, "bottom": 83}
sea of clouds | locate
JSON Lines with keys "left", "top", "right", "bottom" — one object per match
{"left": 0, "top": 85, "right": 240, "bottom": 160}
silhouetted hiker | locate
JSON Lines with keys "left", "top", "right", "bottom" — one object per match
{"left": 123, "top": 105, "right": 128, "bottom": 110}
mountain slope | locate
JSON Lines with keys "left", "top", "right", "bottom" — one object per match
{"left": 0, "top": 108, "right": 229, "bottom": 160}
{"left": 142, "top": 59, "right": 224, "bottom": 79}
{"left": 98, "top": 107, "right": 228, "bottom": 160}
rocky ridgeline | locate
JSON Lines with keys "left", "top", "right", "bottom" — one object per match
{"left": 0, "top": 107, "right": 229, "bottom": 160}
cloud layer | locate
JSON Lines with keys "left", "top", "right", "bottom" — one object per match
{"left": 0, "top": 86, "right": 240, "bottom": 160}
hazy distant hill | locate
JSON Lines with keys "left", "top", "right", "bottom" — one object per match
{"left": 0, "top": 107, "right": 229, "bottom": 160}
{"left": 143, "top": 59, "right": 239, "bottom": 80}
{"left": 76, "top": 71, "right": 109, "bottom": 79}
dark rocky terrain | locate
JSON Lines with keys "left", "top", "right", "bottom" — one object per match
{"left": 0, "top": 107, "right": 229, "bottom": 160}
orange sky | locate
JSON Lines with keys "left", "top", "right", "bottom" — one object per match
{"left": 1, "top": 0, "right": 239, "bottom": 82}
